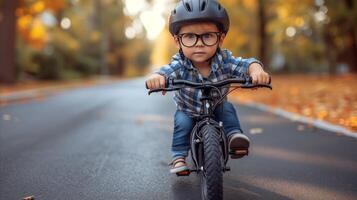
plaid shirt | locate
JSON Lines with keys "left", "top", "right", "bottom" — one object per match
{"left": 155, "top": 49, "right": 262, "bottom": 117}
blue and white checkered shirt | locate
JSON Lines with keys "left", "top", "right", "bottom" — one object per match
{"left": 155, "top": 49, "right": 261, "bottom": 117}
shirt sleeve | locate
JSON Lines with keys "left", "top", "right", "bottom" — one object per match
{"left": 153, "top": 54, "right": 182, "bottom": 79}
{"left": 231, "top": 57, "right": 263, "bottom": 77}
{"left": 222, "top": 49, "right": 263, "bottom": 77}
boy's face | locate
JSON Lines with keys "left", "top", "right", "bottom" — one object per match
{"left": 175, "top": 22, "right": 225, "bottom": 65}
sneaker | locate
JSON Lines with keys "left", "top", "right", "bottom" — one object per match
{"left": 169, "top": 157, "right": 189, "bottom": 174}
{"left": 228, "top": 133, "right": 250, "bottom": 158}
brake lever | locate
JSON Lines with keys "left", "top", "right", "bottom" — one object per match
{"left": 148, "top": 89, "right": 162, "bottom": 95}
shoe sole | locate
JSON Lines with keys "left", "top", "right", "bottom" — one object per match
{"left": 229, "top": 137, "right": 250, "bottom": 159}
{"left": 170, "top": 166, "right": 189, "bottom": 174}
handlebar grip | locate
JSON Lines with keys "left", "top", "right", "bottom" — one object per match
{"left": 246, "top": 76, "right": 253, "bottom": 84}
{"left": 166, "top": 76, "right": 173, "bottom": 87}
{"left": 241, "top": 84, "right": 272, "bottom": 90}
{"left": 246, "top": 75, "right": 272, "bottom": 84}
{"left": 247, "top": 75, "right": 272, "bottom": 82}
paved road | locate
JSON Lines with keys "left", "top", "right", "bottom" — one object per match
{"left": 1, "top": 78, "right": 357, "bottom": 200}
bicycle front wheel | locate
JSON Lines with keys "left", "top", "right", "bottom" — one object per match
{"left": 200, "top": 124, "right": 223, "bottom": 200}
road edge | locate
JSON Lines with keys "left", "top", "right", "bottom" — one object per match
{"left": 0, "top": 77, "right": 124, "bottom": 106}
{"left": 2, "top": 79, "right": 356, "bottom": 139}
{"left": 240, "top": 102, "right": 357, "bottom": 139}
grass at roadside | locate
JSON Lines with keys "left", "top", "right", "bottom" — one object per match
{"left": 230, "top": 74, "right": 357, "bottom": 132}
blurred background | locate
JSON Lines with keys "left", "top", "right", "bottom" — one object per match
{"left": 0, "top": 0, "right": 356, "bottom": 130}
{"left": 2, "top": 2, "right": 357, "bottom": 199}
{"left": 0, "top": 0, "right": 356, "bottom": 82}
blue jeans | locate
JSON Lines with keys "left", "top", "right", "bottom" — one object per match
{"left": 171, "top": 101, "right": 243, "bottom": 159}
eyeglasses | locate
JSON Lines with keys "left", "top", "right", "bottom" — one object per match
{"left": 177, "top": 32, "right": 221, "bottom": 47}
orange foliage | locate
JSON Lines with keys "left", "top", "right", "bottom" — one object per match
{"left": 30, "top": 1, "right": 45, "bottom": 14}
{"left": 241, "top": 0, "right": 257, "bottom": 11}
{"left": 230, "top": 74, "right": 357, "bottom": 131}
{"left": 16, "top": 0, "right": 67, "bottom": 50}
{"left": 44, "top": 0, "right": 67, "bottom": 13}
{"left": 17, "top": 14, "right": 48, "bottom": 49}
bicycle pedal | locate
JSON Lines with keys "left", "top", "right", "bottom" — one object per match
{"left": 176, "top": 170, "right": 190, "bottom": 176}
{"left": 234, "top": 150, "right": 248, "bottom": 155}
{"left": 22, "top": 196, "right": 35, "bottom": 200}
{"left": 230, "top": 149, "right": 249, "bottom": 159}
{"left": 223, "top": 166, "right": 230, "bottom": 172}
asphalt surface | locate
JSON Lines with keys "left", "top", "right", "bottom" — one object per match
{"left": 1, "top": 78, "right": 357, "bottom": 200}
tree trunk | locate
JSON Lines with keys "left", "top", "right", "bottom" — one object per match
{"left": 324, "top": 29, "right": 337, "bottom": 74}
{"left": 344, "top": 0, "right": 357, "bottom": 72}
{"left": 0, "top": 0, "right": 17, "bottom": 84}
{"left": 93, "top": 0, "right": 108, "bottom": 75}
{"left": 258, "top": 0, "right": 268, "bottom": 69}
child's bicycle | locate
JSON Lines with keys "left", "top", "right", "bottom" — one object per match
{"left": 147, "top": 76, "right": 272, "bottom": 200}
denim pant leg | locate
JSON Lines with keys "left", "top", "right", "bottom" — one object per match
{"left": 214, "top": 101, "right": 243, "bottom": 137}
{"left": 171, "top": 110, "right": 195, "bottom": 159}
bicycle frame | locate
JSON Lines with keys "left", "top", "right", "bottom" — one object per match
{"left": 147, "top": 76, "right": 272, "bottom": 174}
{"left": 147, "top": 76, "right": 272, "bottom": 199}
{"left": 189, "top": 86, "right": 230, "bottom": 173}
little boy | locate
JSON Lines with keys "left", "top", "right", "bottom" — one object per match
{"left": 146, "top": 0, "right": 270, "bottom": 174}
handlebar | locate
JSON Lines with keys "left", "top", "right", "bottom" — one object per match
{"left": 146, "top": 76, "right": 272, "bottom": 95}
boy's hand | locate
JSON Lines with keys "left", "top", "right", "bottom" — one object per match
{"left": 146, "top": 73, "right": 166, "bottom": 95}
{"left": 248, "top": 63, "right": 270, "bottom": 84}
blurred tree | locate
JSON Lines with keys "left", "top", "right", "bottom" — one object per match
{"left": 14, "top": 0, "right": 129, "bottom": 80}
{"left": 221, "top": 0, "right": 272, "bottom": 69}
{"left": 257, "top": 0, "right": 268, "bottom": 69}
{"left": 151, "top": 27, "right": 175, "bottom": 67}
{"left": 99, "top": 0, "right": 128, "bottom": 76}
{"left": 324, "top": 0, "right": 357, "bottom": 73}
{"left": 10, "top": 0, "right": 357, "bottom": 82}
{"left": 344, "top": 0, "right": 357, "bottom": 73}
{"left": 15, "top": 0, "right": 69, "bottom": 79}
{"left": 221, "top": 0, "right": 356, "bottom": 74}
{"left": 221, "top": 0, "right": 258, "bottom": 58}
{"left": 0, "top": 0, "right": 18, "bottom": 84}
{"left": 92, "top": 0, "right": 108, "bottom": 75}
{"left": 267, "top": 0, "right": 330, "bottom": 73}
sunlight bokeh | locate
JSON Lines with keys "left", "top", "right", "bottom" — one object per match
{"left": 139, "top": 11, "right": 165, "bottom": 40}
{"left": 123, "top": 0, "right": 174, "bottom": 41}
{"left": 123, "top": 0, "right": 148, "bottom": 16}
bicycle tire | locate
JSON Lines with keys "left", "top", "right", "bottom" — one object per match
{"left": 200, "top": 124, "right": 223, "bottom": 200}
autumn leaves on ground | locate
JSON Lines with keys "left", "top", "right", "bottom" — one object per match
{"left": 1, "top": 74, "right": 356, "bottom": 133}
{"left": 230, "top": 74, "right": 357, "bottom": 132}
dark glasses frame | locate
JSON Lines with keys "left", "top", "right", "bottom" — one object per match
{"left": 176, "top": 32, "right": 221, "bottom": 47}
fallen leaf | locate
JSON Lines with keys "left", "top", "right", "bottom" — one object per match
{"left": 249, "top": 128, "right": 263, "bottom": 135}
{"left": 2, "top": 114, "right": 11, "bottom": 121}
{"left": 297, "top": 125, "right": 305, "bottom": 131}
{"left": 22, "top": 196, "right": 35, "bottom": 200}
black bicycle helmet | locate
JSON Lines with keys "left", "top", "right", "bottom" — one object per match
{"left": 169, "top": 0, "right": 230, "bottom": 35}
